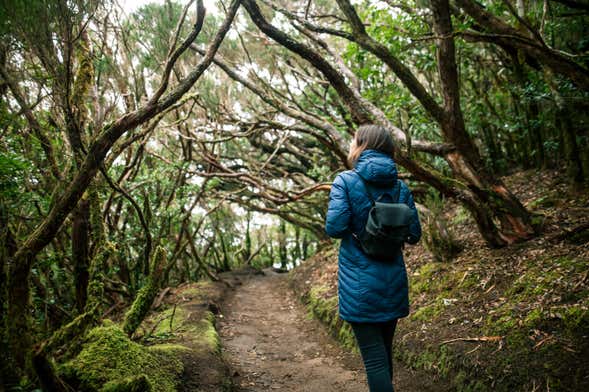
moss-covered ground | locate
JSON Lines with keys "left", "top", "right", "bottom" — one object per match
{"left": 290, "top": 169, "right": 589, "bottom": 391}
{"left": 59, "top": 321, "right": 186, "bottom": 391}
{"left": 58, "top": 279, "right": 234, "bottom": 391}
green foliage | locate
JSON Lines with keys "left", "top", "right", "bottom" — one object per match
{"left": 0, "top": 151, "right": 29, "bottom": 199}
{"left": 126, "top": 2, "right": 185, "bottom": 71}
{"left": 3, "top": 0, "right": 589, "bottom": 387}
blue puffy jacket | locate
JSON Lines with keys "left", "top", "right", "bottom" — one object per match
{"left": 325, "top": 149, "right": 421, "bottom": 323}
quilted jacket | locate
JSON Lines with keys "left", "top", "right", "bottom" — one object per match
{"left": 325, "top": 149, "right": 421, "bottom": 322}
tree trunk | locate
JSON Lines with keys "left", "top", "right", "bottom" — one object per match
{"left": 279, "top": 220, "right": 288, "bottom": 270}
{"left": 72, "top": 198, "right": 90, "bottom": 313}
{"left": 1, "top": 202, "right": 20, "bottom": 386}
{"left": 302, "top": 233, "right": 310, "bottom": 260}
{"left": 244, "top": 212, "right": 252, "bottom": 263}
{"left": 431, "top": 0, "right": 535, "bottom": 246}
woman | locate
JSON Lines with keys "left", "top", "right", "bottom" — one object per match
{"left": 325, "top": 124, "right": 421, "bottom": 392}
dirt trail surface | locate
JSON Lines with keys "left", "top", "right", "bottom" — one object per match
{"left": 218, "top": 269, "right": 437, "bottom": 392}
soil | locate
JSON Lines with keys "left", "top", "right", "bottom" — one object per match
{"left": 218, "top": 268, "right": 440, "bottom": 391}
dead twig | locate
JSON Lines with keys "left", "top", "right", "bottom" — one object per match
{"left": 440, "top": 336, "right": 503, "bottom": 345}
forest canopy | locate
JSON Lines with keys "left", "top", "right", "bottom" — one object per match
{"left": 0, "top": 0, "right": 587, "bottom": 389}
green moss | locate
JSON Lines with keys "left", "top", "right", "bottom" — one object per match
{"left": 395, "top": 343, "right": 452, "bottom": 378}
{"left": 487, "top": 256, "right": 589, "bottom": 336}
{"left": 527, "top": 195, "right": 557, "bottom": 210}
{"left": 196, "top": 311, "right": 222, "bottom": 353}
{"left": 409, "top": 262, "right": 457, "bottom": 297}
{"left": 147, "top": 305, "right": 220, "bottom": 353}
{"left": 59, "top": 322, "right": 184, "bottom": 392}
{"left": 123, "top": 247, "right": 167, "bottom": 336}
{"left": 40, "top": 303, "right": 100, "bottom": 356}
{"left": 304, "top": 285, "right": 356, "bottom": 351}
{"left": 562, "top": 305, "right": 589, "bottom": 335}
{"left": 411, "top": 302, "right": 444, "bottom": 322}
{"left": 101, "top": 375, "right": 152, "bottom": 392}
{"left": 123, "top": 279, "right": 159, "bottom": 336}
{"left": 524, "top": 308, "right": 544, "bottom": 326}
{"left": 337, "top": 322, "right": 356, "bottom": 350}
{"left": 177, "top": 286, "right": 202, "bottom": 299}
{"left": 402, "top": 254, "right": 589, "bottom": 391}
{"left": 152, "top": 307, "right": 188, "bottom": 336}
{"left": 453, "top": 371, "right": 487, "bottom": 392}
{"left": 452, "top": 206, "right": 471, "bottom": 225}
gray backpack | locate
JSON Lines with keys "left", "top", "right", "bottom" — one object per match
{"left": 353, "top": 174, "right": 413, "bottom": 262}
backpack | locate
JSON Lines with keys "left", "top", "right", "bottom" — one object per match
{"left": 353, "top": 173, "right": 413, "bottom": 262}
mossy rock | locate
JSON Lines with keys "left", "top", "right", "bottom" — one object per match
{"left": 59, "top": 321, "right": 186, "bottom": 392}
{"left": 146, "top": 305, "right": 221, "bottom": 353}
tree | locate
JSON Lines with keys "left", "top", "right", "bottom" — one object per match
{"left": 1, "top": 0, "right": 241, "bottom": 377}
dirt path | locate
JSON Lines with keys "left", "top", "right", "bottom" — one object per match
{"left": 218, "top": 269, "right": 439, "bottom": 392}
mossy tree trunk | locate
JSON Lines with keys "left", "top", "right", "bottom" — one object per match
{"left": 418, "top": 203, "right": 462, "bottom": 262}
{"left": 32, "top": 241, "right": 112, "bottom": 389}
{"left": 69, "top": 31, "right": 94, "bottom": 314}
{"left": 1, "top": 201, "right": 19, "bottom": 385}
{"left": 292, "top": 225, "right": 301, "bottom": 266}
{"left": 72, "top": 196, "right": 91, "bottom": 313}
{"left": 123, "top": 246, "right": 167, "bottom": 337}
{"left": 243, "top": 211, "right": 252, "bottom": 264}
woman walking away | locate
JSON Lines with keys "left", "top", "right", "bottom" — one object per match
{"left": 325, "top": 124, "right": 421, "bottom": 392}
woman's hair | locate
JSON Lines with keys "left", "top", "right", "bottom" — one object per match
{"left": 347, "top": 124, "right": 395, "bottom": 166}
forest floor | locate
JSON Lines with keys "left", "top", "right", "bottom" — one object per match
{"left": 288, "top": 168, "right": 589, "bottom": 391}
{"left": 217, "top": 268, "right": 441, "bottom": 391}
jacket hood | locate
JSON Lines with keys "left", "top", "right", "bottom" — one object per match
{"left": 354, "top": 149, "right": 398, "bottom": 185}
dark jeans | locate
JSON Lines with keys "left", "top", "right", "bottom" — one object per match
{"left": 350, "top": 319, "right": 398, "bottom": 392}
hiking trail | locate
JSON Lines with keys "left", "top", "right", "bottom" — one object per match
{"left": 218, "top": 269, "right": 439, "bottom": 391}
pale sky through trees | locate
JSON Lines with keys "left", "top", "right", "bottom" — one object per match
{"left": 120, "top": 0, "right": 219, "bottom": 14}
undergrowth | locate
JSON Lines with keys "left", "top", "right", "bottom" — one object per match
{"left": 290, "top": 170, "right": 589, "bottom": 391}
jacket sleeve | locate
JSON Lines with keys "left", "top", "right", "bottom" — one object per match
{"left": 325, "top": 174, "right": 352, "bottom": 238}
{"left": 401, "top": 182, "right": 422, "bottom": 245}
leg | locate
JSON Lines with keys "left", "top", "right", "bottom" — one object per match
{"left": 380, "top": 319, "right": 397, "bottom": 383}
{"left": 350, "top": 322, "right": 394, "bottom": 392}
